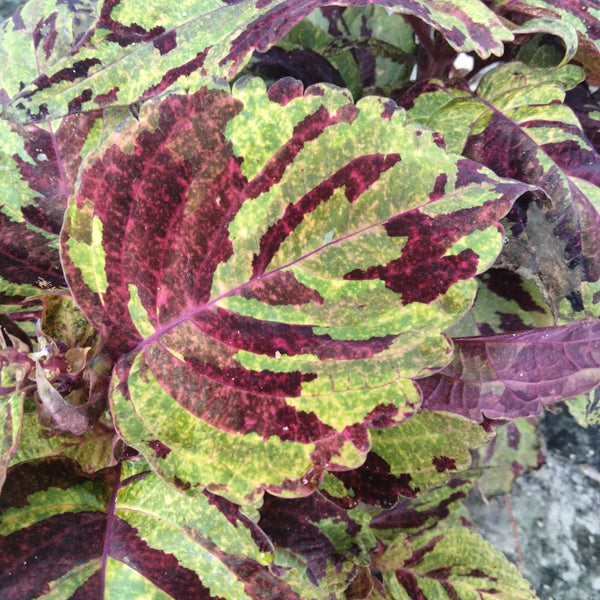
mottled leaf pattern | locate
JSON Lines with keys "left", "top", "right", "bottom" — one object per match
{"left": 262, "top": 5, "right": 418, "bottom": 99}
{"left": 473, "top": 419, "right": 542, "bottom": 496}
{"left": 373, "top": 527, "right": 538, "bottom": 599}
{"left": 420, "top": 320, "right": 600, "bottom": 421}
{"left": 495, "top": 0, "right": 600, "bottom": 83}
{"left": 2, "top": 0, "right": 600, "bottom": 597}
{"left": 0, "top": 457, "right": 326, "bottom": 599}
{"left": 401, "top": 62, "right": 600, "bottom": 322}
{"left": 3, "top": 0, "right": 514, "bottom": 123}
{"left": 0, "top": 111, "right": 102, "bottom": 313}
{"left": 59, "top": 77, "right": 529, "bottom": 502}
{"left": 320, "top": 412, "right": 491, "bottom": 508}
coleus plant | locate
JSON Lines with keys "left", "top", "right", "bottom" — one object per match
{"left": 2, "top": 0, "right": 600, "bottom": 598}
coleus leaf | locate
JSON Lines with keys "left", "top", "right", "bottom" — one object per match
{"left": 0, "top": 456, "right": 327, "bottom": 600}
{"left": 472, "top": 418, "right": 542, "bottom": 496}
{"left": 0, "top": 0, "right": 98, "bottom": 105}
{"left": 372, "top": 526, "right": 538, "bottom": 599}
{"left": 349, "top": 475, "right": 536, "bottom": 598}
{"left": 401, "top": 62, "right": 600, "bottom": 321}
{"left": 0, "top": 110, "right": 102, "bottom": 312}
{"left": 419, "top": 319, "right": 600, "bottom": 422}
{"left": 60, "top": 77, "right": 531, "bottom": 503}
{"left": 565, "top": 386, "right": 600, "bottom": 428}
{"left": 259, "top": 491, "right": 378, "bottom": 596}
{"left": 3, "top": 0, "right": 514, "bottom": 123}
{"left": 446, "top": 268, "right": 554, "bottom": 337}
{"left": 0, "top": 391, "right": 23, "bottom": 492}
{"left": 265, "top": 5, "right": 418, "bottom": 100}
{"left": 319, "top": 412, "right": 491, "bottom": 508}
{"left": 494, "top": 0, "right": 600, "bottom": 84}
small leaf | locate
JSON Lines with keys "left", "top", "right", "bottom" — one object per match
{"left": 513, "top": 16, "right": 579, "bottom": 68}
{"left": 374, "top": 527, "right": 538, "bottom": 599}
{"left": 419, "top": 319, "right": 600, "bottom": 421}
{"left": 0, "top": 391, "right": 24, "bottom": 493}
{"left": 10, "top": 408, "right": 118, "bottom": 474}
{"left": 496, "top": 0, "right": 600, "bottom": 84}
{"left": 473, "top": 419, "right": 542, "bottom": 496}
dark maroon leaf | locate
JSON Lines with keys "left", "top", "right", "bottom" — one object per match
{"left": 419, "top": 319, "right": 600, "bottom": 421}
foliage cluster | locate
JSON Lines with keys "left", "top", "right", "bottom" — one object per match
{"left": 2, "top": 0, "right": 600, "bottom": 598}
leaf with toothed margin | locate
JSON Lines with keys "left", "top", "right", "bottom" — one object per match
{"left": 3, "top": 0, "right": 514, "bottom": 124}
{"left": 258, "top": 491, "right": 378, "bottom": 597}
{"left": 0, "top": 456, "right": 330, "bottom": 600}
{"left": 344, "top": 474, "right": 534, "bottom": 598}
{"left": 494, "top": 0, "right": 600, "bottom": 84}
{"left": 419, "top": 319, "right": 600, "bottom": 422}
{"left": 371, "top": 526, "right": 538, "bottom": 599}
{"left": 319, "top": 412, "right": 491, "bottom": 509}
{"left": 60, "top": 77, "right": 531, "bottom": 503}
{"left": 401, "top": 62, "right": 600, "bottom": 322}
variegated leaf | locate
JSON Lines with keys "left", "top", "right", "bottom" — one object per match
{"left": 401, "top": 62, "right": 600, "bottom": 322}
{"left": 495, "top": 0, "right": 600, "bottom": 84}
{"left": 0, "top": 457, "right": 326, "bottom": 599}
{"left": 60, "top": 77, "right": 530, "bottom": 503}
{"left": 3, "top": 0, "right": 514, "bottom": 123}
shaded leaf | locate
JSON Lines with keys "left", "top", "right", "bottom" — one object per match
{"left": 495, "top": 0, "right": 600, "bottom": 84}
{"left": 447, "top": 268, "right": 554, "bottom": 337}
{"left": 369, "top": 475, "right": 477, "bottom": 536}
{"left": 513, "top": 16, "right": 579, "bottom": 68}
{"left": 401, "top": 62, "right": 600, "bottom": 321}
{"left": 473, "top": 418, "right": 542, "bottom": 496}
{"left": 0, "top": 391, "right": 23, "bottom": 493}
{"left": 259, "top": 491, "right": 377, "bottom": 596}
{"left": 419, "top": 319, "right": 600, "bottom": 422}
{"left": 59, "top": 78, "right": 530, "bottom": 502}
{"left": 0, "top": 110, "right": 102, "bottom": 315}
{"left": 565, "top": 386, "right": 600, "bottom": 428}
{"left": 3, "top": 0, "right": 514, "bottom": 123}
{"left": 10, "top": 407, "right": 118, "bottom": 474}
{"left": 264, "top": 5, "right": 417, "bottom": 99}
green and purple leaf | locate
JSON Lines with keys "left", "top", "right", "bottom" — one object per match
{"left": 60, "top": 77, "right": 530, "bottom": 502}
{"left": 473, "top": 418, "right": 543, "bottom": 496}
{"left": 320, "top": 412, "right": 491, "bottom": 508}
{"left": 3, "top": 0, "right": 514, "bottom": 123}
{"left": 419, "top": 319, "right": 600, "bottom": 422}
{"left": 401, "top": 62, "right": 600, "bottom": 321}
{"left": 0, "top": 457, "right": 329, "bottom": 599}
{"left": 372, "top": 526, "right": 538, "bottom": 599}
{"left": 495, "top": 0, "right": 600, "bottom": 83}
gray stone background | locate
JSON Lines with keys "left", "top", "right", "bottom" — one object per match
{"left": 2, "top": 1, "right": 600, "bottom": 598}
